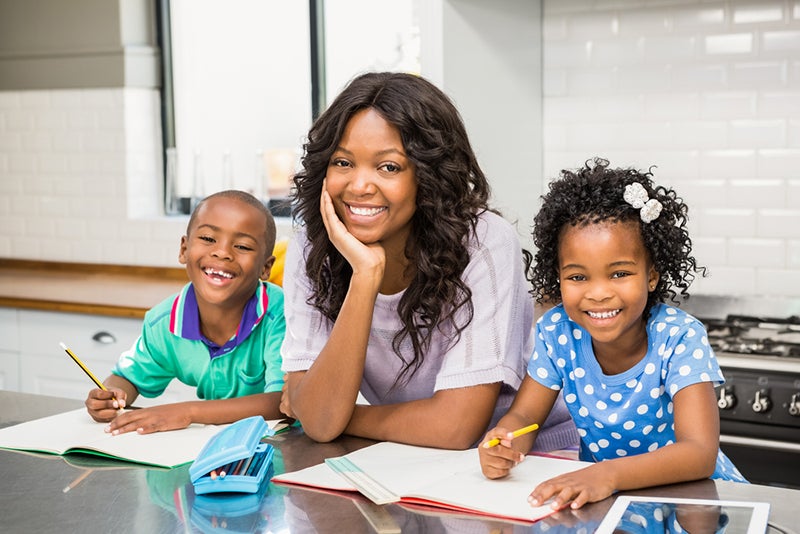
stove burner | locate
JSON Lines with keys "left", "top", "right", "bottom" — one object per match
{"left": 698, "top": 314, "right": 800, "bottom": 358}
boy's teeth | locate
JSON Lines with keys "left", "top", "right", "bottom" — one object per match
{"left": 588, "top": 309, "right": 620, "bottom": 319}
{"left": 349, "top": 205, "right": 386, "bottom": 216}
{"left": 204, "top": 268, "right": 233, "bottom": 278}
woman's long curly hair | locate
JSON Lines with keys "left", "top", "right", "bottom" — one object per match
{"left": 292, "top": 72, "right": 491, "bottom": 387}
{"left": 530, "top": 158, "right": 705, "bottom": 316}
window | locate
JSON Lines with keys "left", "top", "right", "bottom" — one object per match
{"left": 161, "top": 0, "right": 419, "bottom": 216}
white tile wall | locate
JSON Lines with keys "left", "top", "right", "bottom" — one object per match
{"left": 543, "top": 0, "right": 800, "bottom": 298}
{"left": 0, "top": 1, "right": 798, "bottom": 300}
{"left": 0, "top": 88, "right": 188, "bottom": 266}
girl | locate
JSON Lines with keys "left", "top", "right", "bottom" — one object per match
{"left": 279, "top": 72, "right": 577, "bottom": 451}
{"left": 478, "top": 158, "right": 746, "bottom": 509}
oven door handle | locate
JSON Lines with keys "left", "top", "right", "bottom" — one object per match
{"left": 721, "top": 434, "right": 800, "bottom": 453}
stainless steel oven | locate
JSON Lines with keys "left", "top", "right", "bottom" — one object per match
{"left": 686, "top": 297, "right": 800, "bottom": 489}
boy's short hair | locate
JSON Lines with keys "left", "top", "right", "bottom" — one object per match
{"left": 187, "top": 190, "right": 276, "bottom": 252}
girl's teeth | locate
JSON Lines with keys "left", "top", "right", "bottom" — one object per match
{"left": 349, "top": 205, "right": 386, "bottom": 216}
{"left": 588, "top": 309, "right": 620, "bottom": 319}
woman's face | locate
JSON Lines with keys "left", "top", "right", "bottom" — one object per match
{"left": 324, "top": 108, "right": 417, "bottom": 255}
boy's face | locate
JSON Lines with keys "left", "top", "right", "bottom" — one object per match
{"left": 179, "top": 196, "right": 274, "bottom": 310}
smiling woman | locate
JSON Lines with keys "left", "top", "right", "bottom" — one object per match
{"left": 278, "top": 71, "right": 578, "bottom": 453}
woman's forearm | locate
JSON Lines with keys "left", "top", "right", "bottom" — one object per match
{"left": 289, "top": 275, "right": 380, "bottom": 441}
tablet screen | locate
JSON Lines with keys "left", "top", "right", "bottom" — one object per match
{"left": 595, "top": 496, "right": 770, "bottom": 534}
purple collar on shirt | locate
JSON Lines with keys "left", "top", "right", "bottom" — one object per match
{"left": 168, "top": 281, "right": 269, "bottom": 359}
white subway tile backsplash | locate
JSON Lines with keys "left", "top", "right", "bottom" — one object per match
{"left": 645, "top": 93, "right": 700, "bottom": 119}
{"left": 788, "top": 240, "right": 800, "bottom": 268}
{"left": 729, "top": 179, "right": 785, "bottom": 208}
{"left": 729, "top": 119, "right": 786, "bottom": 149}
{"left": 732, "top": 4, "right": 784, "bottom": 25}
{"left": 671, "top": 121, "right": 728, "bottom": 149}
{"left": 691, "top": 236, "right": 728, "bottom": 267}
{"left": 643, "top": 35, "right": 698, "bottom": 62}
{"left": 699, "top": 91, "right": 758, "bottom": 120}
{"left": 704, "top": 33, "right": 754, "bottom": 55}
{"left": 672, "top": 6, "right": 726, "bottom": 29}
{"left": 758, "top": 92, "right": 800, "bottom": 118}
{"left": 678, "top": 179, "right": 728, "bottom": 207}
{"left": 566, "top": 68, "right": 618, "bottom": 94}
{"left": 567, "top": 12, "right": 619, "bottom": 38}
{"left": 761, "top": 30, "right": 800, "bottom": 53}
{"left": 757, "top": 149, "right": 800, "bottom": 177}
{"left": 699, "top": 208, "right": 757, "bottom": 237}
{"left": 756, "top": 269, "right": 800, "bottom": 296}
{"left": 729, "top": 61, "right": 787, "bottom": 89}
{"left": 671, "top": 63, "right": 727, "bottom": 91}
{"left": 700, "top": 149, "right": 757, "bottom": 179}
{"left": 592, "top": 38, "right": 644, "bottom": 65}
{"left": 729, "top": 237, "right": 785, "bottom": 267}
{"left": 758, "top": 209, "right": 800, "bottom": 238}
{"left": 691, "top": 266, "right": 757, "bottom": 296}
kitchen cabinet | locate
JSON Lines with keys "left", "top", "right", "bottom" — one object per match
{"left": 8, "top": 308, "right": 195, "bottom": 404}
{"left": 0, "top": 308, "right": 20, "bottom": 391}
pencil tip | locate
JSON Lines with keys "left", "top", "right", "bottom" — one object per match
{"left": 59, "top": 342, "right": 67, "bottom": 350}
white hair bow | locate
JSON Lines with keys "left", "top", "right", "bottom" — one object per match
{"left": 623, "top": 182, "right": 662, "bottom": 223}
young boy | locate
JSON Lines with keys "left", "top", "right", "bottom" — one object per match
{"left": 85, "top": 190, "right": 286, "bottom": 435}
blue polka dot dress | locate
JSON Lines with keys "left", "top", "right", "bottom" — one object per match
{"left": 528, "top": 303, "right": 747, "bottom": 483}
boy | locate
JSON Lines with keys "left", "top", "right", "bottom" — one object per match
{"left": 85, "top": 190, "right": 285, "bottom": 435}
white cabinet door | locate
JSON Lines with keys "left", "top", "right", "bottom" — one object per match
{"left": 19, "top": 310, "right": 142, "bottom": 400}
{"left": 0, "top": 307, "right": 20, "bottom": 391}
{"left": 17, "top": 309, "right": 199, "bottom": 404}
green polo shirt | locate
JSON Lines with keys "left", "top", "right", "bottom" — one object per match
{"left": 112, "top": 280, "right": 285, "bottom": 399}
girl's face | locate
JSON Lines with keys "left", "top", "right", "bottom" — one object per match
{"left": 557, "top": 220, "right": 659, "bottom": 356}
{"left": 179, "top": 197, "right": 272, "bottom": 311}
{"left": 325, "top": 108, "right": 417, "bottom": 255}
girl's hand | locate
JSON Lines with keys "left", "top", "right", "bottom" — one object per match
{"left": 85, "top": 387, "right": 127, "bottom": 422}
{"left": 320, "top": 180, "right": 385, "bottom": 280}
{"left": 105, "top": 404, "right": 192, "bottom": 435}
{"left": 528, "top": 464, "right": 616, "bottom": 510}
{"left": 478, "top": 427, "right": 525, "bottom": 479}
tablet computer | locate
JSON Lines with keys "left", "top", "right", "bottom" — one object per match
{"left": 595, "top": 495, "right": 770, "bottom": 534}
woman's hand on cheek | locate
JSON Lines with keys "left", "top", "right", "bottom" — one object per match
{"left": 320, "top": 180, "right": 385, "bottom": 278}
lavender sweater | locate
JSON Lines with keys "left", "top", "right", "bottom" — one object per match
{"left": 281, "top": 211, "right": 577, "bottom": 452}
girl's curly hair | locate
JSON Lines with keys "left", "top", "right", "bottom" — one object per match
{"left": 291, "top": 72, "right": 491, "bottom": 387}
{"left": 530, "top": 158, "right": 706, "bottom": 315}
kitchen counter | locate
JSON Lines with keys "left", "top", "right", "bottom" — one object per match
{"left": 1, "top": 390, "right": 799, "bottom": 534}
{"left": 0, "top": 259, "right": 187, "bottom": 318}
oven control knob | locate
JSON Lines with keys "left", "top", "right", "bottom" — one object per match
{"left": 789, "top": 394, "right": 800, "bottom": 417}
{"left": 751, "top": 390, "right": 771, "bottom": 413}
{"left": 717, "top": 387, "right": 736, "bottom": 410}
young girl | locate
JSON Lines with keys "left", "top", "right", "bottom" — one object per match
{"left": 478, "top": 158, "right": 746, "bottom": 510}
{"left": 279, "top": 72, "right": 577, "bottom": 451}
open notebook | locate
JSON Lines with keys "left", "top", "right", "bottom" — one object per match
{"left": 0, "top": 408, "right": 290, "bottom": 469}
{"left": 272, "top": 441, "right": 592, "bottom": 524}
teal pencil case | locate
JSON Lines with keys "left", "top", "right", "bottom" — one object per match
{"left": 189, "top": 415, "right": 275, "bottom": 494}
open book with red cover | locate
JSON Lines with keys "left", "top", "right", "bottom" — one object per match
{"left": 272, "top": 441, "right": 592, "bottom": 524}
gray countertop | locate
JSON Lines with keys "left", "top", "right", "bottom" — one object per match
{"left": 1, "top": 390, "right": 797, "bottom": 533}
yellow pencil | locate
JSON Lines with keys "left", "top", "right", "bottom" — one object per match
{"left": 60, "top": 342, "right": 108, "bottom": 391}
{"left": 483, "top": 423, "right": 539, "bottom": 448}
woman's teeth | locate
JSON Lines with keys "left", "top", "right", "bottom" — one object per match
{"left": 587, "top": 309, "right": 620, "bottom": 319}
{"left": 349, "top": 205, "right": 386, "bottom": 216}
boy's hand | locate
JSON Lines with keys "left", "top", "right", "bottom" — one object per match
{"left": 105, "top": 404, "right": 192, "bottom": 436}
{"left": 85, "top": 387, "right": 127, "bottom": 422}
{"left": 528, "top": 464, "right": 616, "bottom": 510}
{"left": 478, "top": 426, "right": 525, "bottom": 479}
